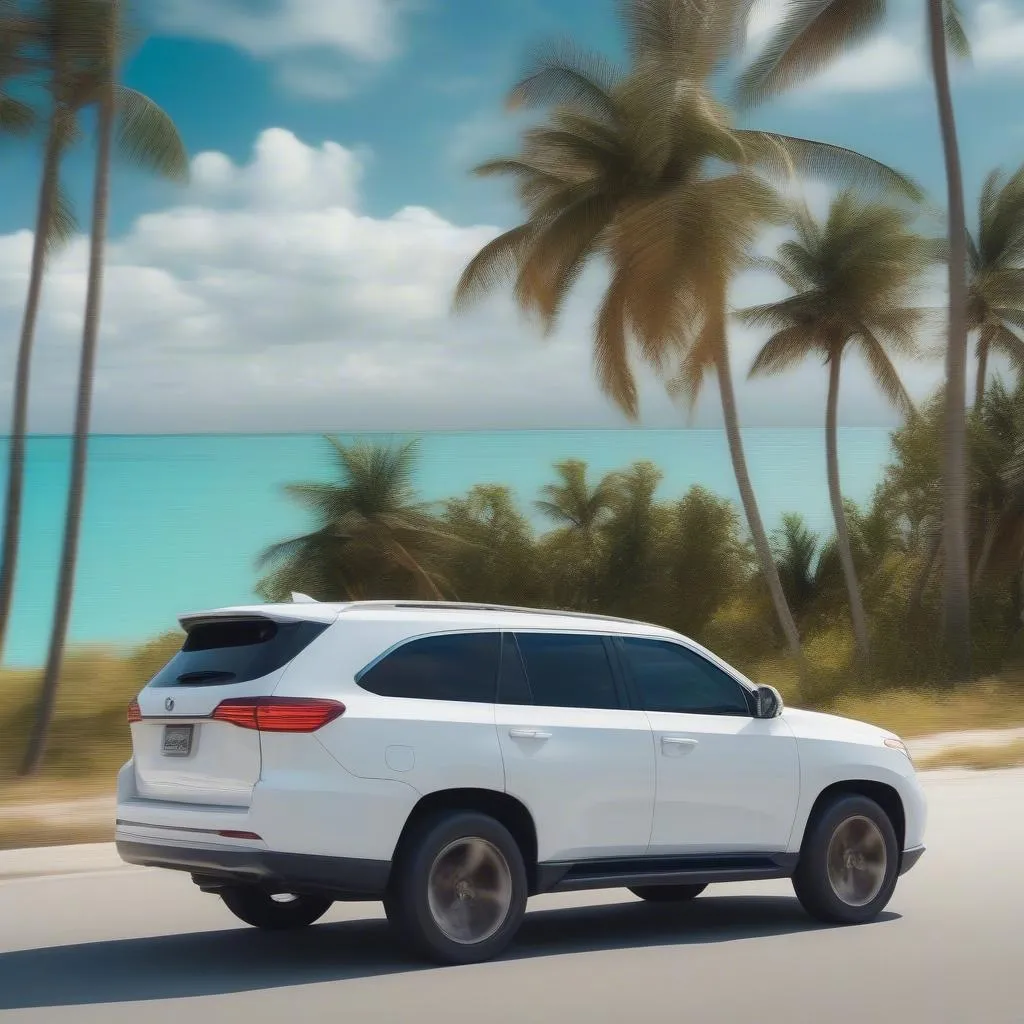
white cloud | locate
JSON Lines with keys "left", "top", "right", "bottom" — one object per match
{"left": 155, "top": 0, "right": 404, "bottom": 97}
{"left": 2, "top": 127, "right": 951, "bottom": 435}
{"left": 973, "top": 1, "right": 1024, "bottom": 70}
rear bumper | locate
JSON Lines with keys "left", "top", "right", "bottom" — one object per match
{"left": 116, "top": 840, "right": 391, "bottom": 901}
{"left": 899, "top": 845, "right": 925, "bottom": 875}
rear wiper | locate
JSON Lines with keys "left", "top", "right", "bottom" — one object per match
{"left": 176, "top": 669, "right": 237, "bottom": 684}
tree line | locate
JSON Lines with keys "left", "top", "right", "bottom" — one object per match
{"left": 257, "top": 386, "right": 1024, "bottom": 699}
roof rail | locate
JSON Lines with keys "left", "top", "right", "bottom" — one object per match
{"left": 334, "top": 599, "right": 652, "bottom": 628}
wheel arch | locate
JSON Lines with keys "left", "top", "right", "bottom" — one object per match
{"left": 800, "top": 779, "right": 907, "bottom": 854}
{"left": 392, "top": 788, "right": 540, "bottom": 892}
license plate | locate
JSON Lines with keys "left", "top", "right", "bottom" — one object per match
{"left": 162, "top": 724, "right": 194, "bottom": 757}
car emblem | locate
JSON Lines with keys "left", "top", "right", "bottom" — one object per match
{"left": 165, "top": 697, "right": 175, "bottom": 712}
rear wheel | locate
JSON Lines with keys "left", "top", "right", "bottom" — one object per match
{"left": 629, "top": 883, "right": 707, "bottom": 903}
{"left": 385, "top": 810, "right": 528, "bottom": 965}
{"left": 792, "top": 794, "right": 899, "bottom": 925}
{"left": 220, "top": 887, "right": 332, "bottom": 930}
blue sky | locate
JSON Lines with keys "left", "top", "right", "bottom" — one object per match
{"left": 2, "top": 0, "right": 1024, "bottom": 434}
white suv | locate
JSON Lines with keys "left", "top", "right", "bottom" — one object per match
{"left": 116, "top": 599, "right": 926, "bottom": 965}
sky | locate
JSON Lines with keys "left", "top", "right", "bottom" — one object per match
{"left": 2, "top": 0, "right": 1024, "bottom": 434}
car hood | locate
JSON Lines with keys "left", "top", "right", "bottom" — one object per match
{"left": 781, "top": 706, "right": 898, "bottom": 745}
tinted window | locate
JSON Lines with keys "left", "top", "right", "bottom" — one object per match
{"left": 357, "top": 632, "right": 500, "bottom": 703}
{"left": 496, "top": 633, "right": 532, "bottom": 706}
{"left": 150, "top": 618, "right": 328, "bottom": 687}
{"left": 621, "top": 638, "right": 750, "bottom": 716}
{"left": 515, "top": 632, "right": 620, "bottom": 710}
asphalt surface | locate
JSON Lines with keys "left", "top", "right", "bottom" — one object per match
{"left": 0, "top": 768, "right": 1021, "bottom": 1023}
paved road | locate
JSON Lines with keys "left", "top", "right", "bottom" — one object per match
{"left": 1, "top": 769, "right": 1021, "bottom": 1023}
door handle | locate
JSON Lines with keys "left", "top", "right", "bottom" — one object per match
{"left": 661, "top": 736, "right": 698, "bottom": 754}
{"left": 509, "top": 728, "right": 552, "bottom": 740}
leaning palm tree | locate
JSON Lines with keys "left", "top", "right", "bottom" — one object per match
{"left": 452, "top": 0, "right": 920, "bottom": 662}
{"left": 0, "top": 0, "right": 97, "bottom": 665}
{"left": 968, "top": 164, "right": 1024, "bottom": 409}
{"left": 255, "top": 437, "right": 456, "bottom": 605}
{"left": 20, "top": 0, "right": 189, "bottom": 776}
{"left": 737, "top": 191, "right": 936, "bottom": 667}
{"left": 735, "top": 0, "right": 972, "bottom": 679}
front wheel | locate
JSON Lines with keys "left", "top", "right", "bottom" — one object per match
{"left": 629, "top": 883, "right": 707, "bottom": 903}
{"left": 220, "top": 887, "right": 332, "bottom": 930}
{"left": 384, "top": 811, "right": 528, "bottom": 965}
{"left": 792, "top": 794, "right": 899, "bottom": 925}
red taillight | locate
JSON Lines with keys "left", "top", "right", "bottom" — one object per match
{"left": 127, "top": 699, "right": 142, "bottom": 724}
{"left": 211, "top": 697, "right": 345, "bottom": 733}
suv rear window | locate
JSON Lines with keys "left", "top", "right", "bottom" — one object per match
{"left": 356, "top": 631, "right": 500, "bottom": 703}
{"left": 150, "top": 617, "right": 328, "bottom": 687}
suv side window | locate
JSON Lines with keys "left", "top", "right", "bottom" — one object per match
{"left": 620, "top": 637, "right": 751, "bottom": 716}
{"left": 514, "top": 631, "right": 621, "bottom": 710}
{"left": 356, "top": 631, "right": 501, "bottom": 703}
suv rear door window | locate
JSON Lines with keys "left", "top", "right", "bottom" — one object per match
{"left": 620, "top": 637, "right": 751, "bottom": 715}
{"left": 356, "top": 631, "right": 501, "bottom": 703}
{"left": 514, "top": 632, "right": 621, "bottom": 710}
{"left": 150, "top": 617, "right": 328, "bottom": 688}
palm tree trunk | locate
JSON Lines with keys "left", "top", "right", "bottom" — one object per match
{"left": 928, "top": 0, "right": 972, "bottom": 684}
{"left": 974, "top": 328, "right": 990, "bottom": 411}
{"left": 0, "top": 116, "right": 63, "bottom": 662}
{"left": 711, "top": 303, "right": 802, "bottom": 662}
{"left": 19, "top": 88, "right": 114, "bottom": 775}
{"left": 825, "top": 356, "right": 871, "bottom": 669}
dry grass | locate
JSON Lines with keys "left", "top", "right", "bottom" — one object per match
{"left": 916, "top": 738, "right": 1024, "bottom": 772}
{"left": 0, "top": 816, "right": 112, "bottom": 851}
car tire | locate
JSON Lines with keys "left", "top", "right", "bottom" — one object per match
{"left": 384, "top": 810, "right": 528, "bottom": 966}
{"left": 220, "top": 887, "right": 332, "bottom": 930}
{"left": 792, "top": 793, "right": 900, "bottom": 925}
{"left": 628, "top": 883, "right": 707, "bottom": 903}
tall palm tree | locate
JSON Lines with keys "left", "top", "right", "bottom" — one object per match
{"left": 20, "top": 0, "right": 188, "bottom": 776}
{"left": 453, "top": 0, "right": 919, "bottom": 662}
{"left": 0, "top": 0, "right": 99, "bottom": 664}
{"left": 735, "top": 0, "right": 972, "bottom": 680}
{"left": 737, "top": 191, "right": 936, "bottom": 666}
{"left": 967, "top": 165, "right": 1024, "bottom": 409}
{"left": 255, "top": 437, "right": 456, "bottom": 605}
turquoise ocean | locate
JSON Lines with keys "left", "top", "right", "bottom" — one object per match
{"left": 4, "top": 428, "right": 894, "bottom": 667}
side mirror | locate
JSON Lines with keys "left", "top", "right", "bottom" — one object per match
{"left": 755, "top": 684, "right": 784, "bottom": 719}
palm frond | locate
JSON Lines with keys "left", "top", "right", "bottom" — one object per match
{"left": 0, "top": 93, "right": 34, "bottom": 135}
{"left": 46, "top": 179, "right": 78, "bottom": 256}
{"left": 114, "top": 86, "right": 189, "bottom": 181}
{"left": 507, "top": 41, "right": 619, "bottom": 122}
{"left": 748, "top": 325, "right": 818, "bottom": 377}
{"left": 859, "top": 326, "right": 914, "bottom": 412}
{"left": 735, "top": 0, "right": 886, "bottom": 109}
{"left": 737, "top": 130, "right": 923, "bottom": 201}
{"left": 943, "top": 0, "right": 971, "bottom": 60}
{"left": 452, "top": 223, "right": 537, "bottom": 312}
{"left": 593, "top": 272, "right": 639, "bottom": 417}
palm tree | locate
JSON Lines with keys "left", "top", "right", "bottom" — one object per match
{"left": 20, "top": 0, "right": 189, "bottom": 776}
{"left": 255, "top": 437, "right": 455, "bottom": 604}
{"left": 453, "top": 0, "right": 919, "bottom": 662}
{"left": 535, "top": 459, "right": 620, "bottom": 609}
{"left": 0, "top": 0, "right": 98, "bottom": 664}
{"left": 734, "top": 0, "right": 972, "bottom": 680}
{"left": 968, "top": 165, "right": 1024, "bottom": 409}
{"left": 737, "top": 191, "right": 936, "bottom": 667}
{"left": 771, "top": 512, "right": 822, "bottom": 622}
